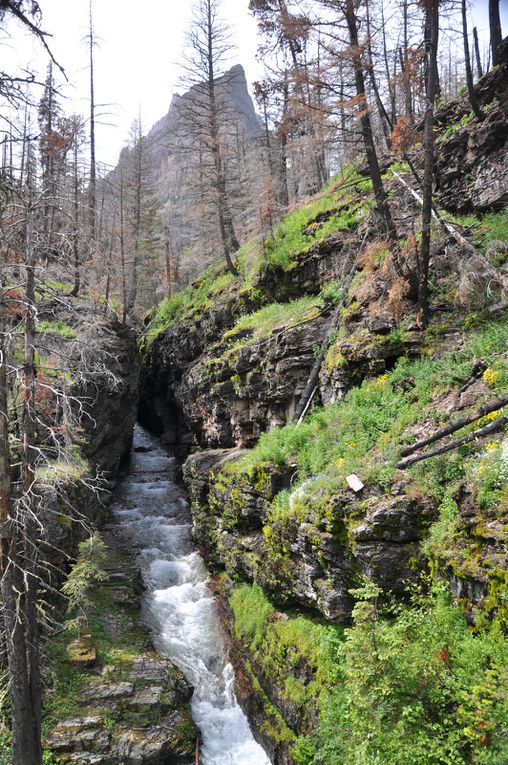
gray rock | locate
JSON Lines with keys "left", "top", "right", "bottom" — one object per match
{"left": 128, "top": 686, "right": 164, "bottom": 708}
{"left": 83, "top": 681, "right": 134, "bottom": 701}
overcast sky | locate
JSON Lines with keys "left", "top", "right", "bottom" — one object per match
{"left": 2, "top": 0, "right": 262, "bottom": 168}
{"left": 2, "top": 0, "right": 506, "bottom": 169}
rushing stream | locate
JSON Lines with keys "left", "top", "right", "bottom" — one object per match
{"left": 111, "top": 424, "right": 271, "bottom": 765}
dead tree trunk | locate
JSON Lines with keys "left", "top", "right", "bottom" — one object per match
{"left": 473, "top": 27, "right": 483, "bottom": 78}
{"left": 206, "top": 0, "right": 239, "bottom": 276}
{"left": 293, "top": 256, "right": 359, "bottom": 423}
{"left": 0, "top": 200, "right": 43, "bottom": 765}
{"left": 461, "top": 0, "right": 484, "bottom": 120}
{"left": 344, "top": 0, "right": 398, "bottom": 247}
{"left": 417, "top": 0, "right": 439, "bottom": 329}
{"left": 88, "top": 0, "right": 96, "bottom": 241}
{"left": 70, "top": 135, "right": 81, "bottom": 297}
{"left": 489, "top": 0, "right": 503, "bottom": 67}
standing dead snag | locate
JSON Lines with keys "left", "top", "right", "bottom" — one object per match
{"left": 0, "top": 198, "right": 44, "bottom": 765}
{"left": 343, "top": 0, "right": 399, "bottom": 249}
{"left": 417, "top": 0, "right": 439, "bottom": 330}
{"left": 461, "top": 0, "right": 483, "bottom": 121}
{"left": 178, "top": 0, "right": 241, "bottom": 276}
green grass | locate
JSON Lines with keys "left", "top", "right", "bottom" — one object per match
{"left": 142, "top": 168, "right": 376, "bottom": 347}
{"left": 229, "top": 582, "right": 343, "bottom": 716}
{"left": 35, "top": 456, "right": 88, "bottom": 485}
{"left": 263, "top": 171, "right": 373, "bottom": 272}
{"left": 438, "top": 208, "right": 508, "bottom": 258}
{"left": 234, "top": 315, "right": 508, "bottom": 515}
{"left": 37, "top": 320, "right": 78, "bottom": 339}
{"left": 228, "top": 581, "right": 507, "bottom": 765}
{"left": 222, "top": 295, "right": 323, "bottom": 349}
{"left": 482, "top": 210, "right": 508, "bottom": 252}
{"left": 142, "top": 263, "right": 236, "bottom": 346}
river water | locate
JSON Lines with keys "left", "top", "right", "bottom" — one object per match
{"left": 110, "top": 424, "right": 271, "bottom": 765}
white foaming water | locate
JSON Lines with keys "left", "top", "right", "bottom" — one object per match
{"left": 112, "top": 425, "right": 271, "bottom": 765}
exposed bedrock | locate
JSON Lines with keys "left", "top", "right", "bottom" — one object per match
{"left": 434, "top": 40, "right": 508, "bottom": 212}
{"left": 183, "top": 450, "right": 436, "bottom": 621}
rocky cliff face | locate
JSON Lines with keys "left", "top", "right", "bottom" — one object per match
{"left": 35, "top": 301, "right": 140, "bottom": 569}
{"left": 183, "top": 449, "right": 435, "bottom": 622}
{"left": 434, "top": 41, "right": 508, "bottom": 213}
{"left": 79, "top": 319, "right": 140, "bottom": 480}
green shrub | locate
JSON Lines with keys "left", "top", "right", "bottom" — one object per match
{"left": 294, "top": 584, "right": 508, "bottom": 764}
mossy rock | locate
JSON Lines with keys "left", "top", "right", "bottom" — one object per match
{"left": 66, "top": 631, "right": 96, "bottom": 669}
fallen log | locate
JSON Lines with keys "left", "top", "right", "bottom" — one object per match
{"left": 397, "top": 414, "right": 507, "bottom": 469}
{"left": 399, "top": 393, "right": 508, "bottom": 458}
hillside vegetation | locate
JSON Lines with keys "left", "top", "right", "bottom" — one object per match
{"left": 142, "top": 108, "right": 508, "bottom": 764}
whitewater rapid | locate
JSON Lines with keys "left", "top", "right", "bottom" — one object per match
{"left": 111, "top": 424, "right": 271, "bottom": 765}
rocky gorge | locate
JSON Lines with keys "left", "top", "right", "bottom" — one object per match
{"left": 133, "top": 58, "right": 508, "bottom": 765}
{"left": 41, "top": 54, "right": 508, "bottom": 765}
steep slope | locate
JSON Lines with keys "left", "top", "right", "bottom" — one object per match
{"left": 138, "top": 60, "right": 508, "bottom": 765}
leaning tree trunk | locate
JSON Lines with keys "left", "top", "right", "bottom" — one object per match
{"left": 473, "top": 27, "right": 483, "bottom": 79}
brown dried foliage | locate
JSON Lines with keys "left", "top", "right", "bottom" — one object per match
{"left": 391, "top": 117, "right": 420, "bottom": 156}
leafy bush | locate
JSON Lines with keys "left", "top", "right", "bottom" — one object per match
{"left": 62, "top": 533, "right": 108, "bottom": 634}
{"left": 294, "top": 583, "right": 508, "bottom": 765}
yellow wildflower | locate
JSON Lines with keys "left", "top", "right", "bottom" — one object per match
{"left": 374, "top": 373, "right": 389, "bottom": 388}
{"left": 483, "top": 368, "right": 501, "bottom": 387}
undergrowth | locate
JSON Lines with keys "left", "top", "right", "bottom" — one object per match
{"left": 262, "top": 170, "right": 373, "bottom": 272}
{"left": 220, "top": 295, "right": 323, "bottom": 351}
{"left": 292, "top": 582, "right": 508, "bottom": 765}
{"left": 142, "top": 167, "right": 375, "bottom": 347}
{"left": 236, "top": 316, "right": 508, "bottom": 506}
{"left": 37, "top": 320, "right": 78, "bottom": 339}
{"left": 228, "top": 580, "right": 507, "bottom": 765}
{"left": 142, "top": 263, "right": 236, "bottom": 346}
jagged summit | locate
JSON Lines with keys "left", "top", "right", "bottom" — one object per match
{"left": 110, "top": 63, "right": 271, "bottom": 286}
